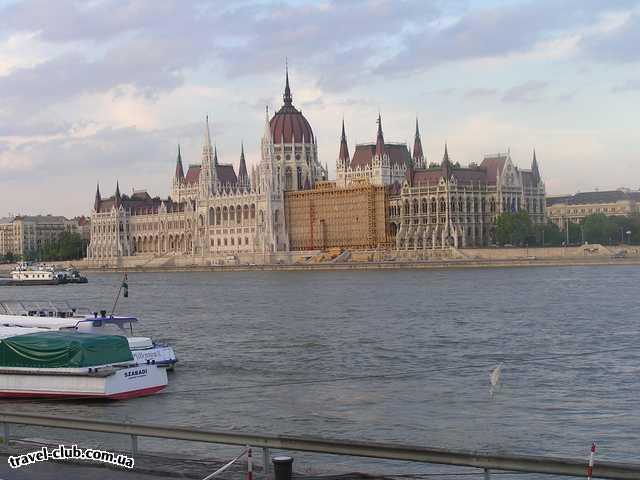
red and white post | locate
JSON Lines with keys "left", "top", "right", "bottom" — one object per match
{"left": 587, "top": 442, "right": 596, "bottom": 480}
{"left": 247, "top": 446, "right": 253, "bottom": 480}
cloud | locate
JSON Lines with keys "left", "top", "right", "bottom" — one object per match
{"left": 611, "top": 78, "right": 640, "bottom": 92}
{"left": 502, "top": 81, "right": 548, "bottom": 103}
{"left": 580, "top": 11, "right": 640, "bottom": 62}
{"left": 464, "top": 88, "right": 498, "bottom": 99}
{"left": 378, "top": 0, "right": 638, "bottom": 75}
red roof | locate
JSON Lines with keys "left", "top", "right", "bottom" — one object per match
{"left": 217, "top": 164, "right": 238, "bottom": 185}
{"left": 270, "top": 105, "right": 315, "bottom": 144}
{"left": 350, "top": 143, "right": 411, "bottom": 169}
{"left": 480, "top": 155, "right": 506, "bottom": 184}
{"left": 185, "top": 165, "right": 201, "bottom": 184}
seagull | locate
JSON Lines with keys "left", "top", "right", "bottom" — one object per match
{"left": 490, "top": 363, "right": 503, "bottom": 398}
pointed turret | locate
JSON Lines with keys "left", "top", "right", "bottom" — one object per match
{"left": 532, "top": 148, "right": 541, "bottom": 184}
{"left": 413, "top": 118, "right": 425, "bottom": 168}
{"left": 338, "top": 119, "right": 350, "bottom": 168}
{"left": 238, "top": 142, "right": 249, "bottom": 188}
{"left": 283, "top": 61, "right": 292, "bottom": 106}
{"left": 115, "top": 181, "right": 121, "bottom": 207}
{"left": 175, "top": 145, "right": 184, "bottom": 181}
{"left": 213, "top": 144, "right": 219, "bottom": 166}
{"left": 375, "top": 114, "right": 385, "bottom": 158}
{"left": 441, "top": 143, "right": 452, "bottom": 179}
{"left": 94, "top": 183, "right": 101, "bottom": 212}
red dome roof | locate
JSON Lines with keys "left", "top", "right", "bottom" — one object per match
{"left": 269, "top": 68, "right": 315, "bottom": 144}
{"left": 270, "top": 106, "right": 315, "bottom": 144}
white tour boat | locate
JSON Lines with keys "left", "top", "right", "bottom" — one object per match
{"left": 0, "top": 330, "right": 167, "bottom": 399}
{"left": 0, "top": 301, "right": 177, "bottom": 369}
{"left": 0, "top": 263, "right": 61, "bottom": 286}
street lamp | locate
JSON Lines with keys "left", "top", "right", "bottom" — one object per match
{"left": 626, "top": 230, "right": 632, "bottom": 245}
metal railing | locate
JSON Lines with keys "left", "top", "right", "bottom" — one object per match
{"left": 1, "top": 411, "right": 639, "bottom": 479}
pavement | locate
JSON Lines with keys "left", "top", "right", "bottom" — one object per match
{"left": 0, "top": 461, "right": 172, "bottom": 480}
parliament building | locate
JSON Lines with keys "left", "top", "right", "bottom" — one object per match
{"left": 88, "top": 72, "right": 546, "bottom": 263}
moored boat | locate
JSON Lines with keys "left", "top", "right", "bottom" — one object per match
{"left": 0, "top": 331, "right": 167, "bottom": 399}
{"left": 0, "top": 263, "right": 61, "bottom": 286}
{"left": 0, "top": 301, "right": 177, "bottom": 369}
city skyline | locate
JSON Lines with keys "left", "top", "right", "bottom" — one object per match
{"left": 1, "top": 0, "right": 640, "bottom": 217}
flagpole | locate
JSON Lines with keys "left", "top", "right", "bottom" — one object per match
{"left": 109, "top": 272, "right": 128, "bottom": 317}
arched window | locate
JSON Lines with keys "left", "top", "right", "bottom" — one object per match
{"left": 250, "top": 204, "right": 256, "bottom": 219}
{"left": 413, "top": 199, "right": 419, "bottom": 215}
{"left": 466, "top": 198, "right": 472, "bottom": 213}
{"left": 421, "top": 199, "right": 428, "bottom": 214}
{"left": 230, "top": 206, "right": 235, "bottom": 222}
{"left": 223, "top": 207, "right": 228, "bottom": 222}
{"left": 439, "top": 198, "right": 446, "bottom": 213}
{"left": 296, "top": 167, "right": 303, "bottom": 190}
{"left": 216, "top": 207, "right": 221, "bottom": 225}
{"left": 209, "top": 207, "right": 215, "bottom": 225}
{"left": 285, "top": 167, "right": 293, "bottom": 190}
{"left": 458, "top": 197, "right": 464, "bottom": 212}
{"left": 431, "top": 198, "right": 437, "bottom": 214}
{"left": 243, "top": 205, "right": 249, "bottom": 220}
{"left": 404, "top": 200, "right": 410, "bottom": 216}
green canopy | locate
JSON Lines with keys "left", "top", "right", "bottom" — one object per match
{"left": 0, "top": 331, "right": 133, "bottom": 368}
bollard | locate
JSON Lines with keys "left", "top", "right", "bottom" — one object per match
{"left": 262, "top": 447, "right": 272, "bottom": 477}
{"left": 272, "top": 456, "right": 293, "bottom": 480}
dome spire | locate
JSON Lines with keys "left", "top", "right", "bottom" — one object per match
{"left": 283, "top": 59, "right": 292, "bottom": 106}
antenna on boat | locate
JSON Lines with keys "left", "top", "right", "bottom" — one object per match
{"left": 109, "top": 272, "right": 128, "bottom": 317}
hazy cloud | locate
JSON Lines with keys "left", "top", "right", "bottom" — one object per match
{"left": 502, "top": 81, "right": 548, "bottom": 103}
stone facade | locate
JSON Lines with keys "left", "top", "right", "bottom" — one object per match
{"left": 285, "top": 180, "right": 389, "bottom": 251}
{"left": 335, "top": 117, "right": 546, "bottom": 249}
{"left": 0, "top": 215, "right": 81, "bottom": 257}
{"left": 88, "top": 70, "right": 327, "bottom": 263}
{"left": 546, "top": 190, "right": 640, "bottom": 229}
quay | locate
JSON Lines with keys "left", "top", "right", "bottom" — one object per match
{"left": 1, "top": 412, "right": 639, "bottom": 479}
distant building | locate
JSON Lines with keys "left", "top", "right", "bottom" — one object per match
{"left": 0, "top": 215, "right": 81, "bottom": 257}
{"left": 335, "top": 117, "right": 546, "bottom": 249}
{"left": 546, "top": 190, "right": 640, "bottom": 228}
{"left": 285, "top": 180, "right": 389, "bottom": 251}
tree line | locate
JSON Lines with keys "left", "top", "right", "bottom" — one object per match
{"left": 496, "top": 211, "right": 639, "bottom": 247}
{"left": 1, "top": 232, "right": 88, "bottom": 263}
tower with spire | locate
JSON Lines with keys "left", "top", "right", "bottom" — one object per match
{"left": 336, "top": 119, "right": 351, "bottom": 175}
{"left": 238, "top": 142, "right": 250, "bottom": 189}
{"left": 94, "top": 183, "right": 101, "bottom": 213}
{"left": 199, "top": 115, "right": 218, "bottom": 196}
{"left": 413, "top": 118, "right": 426, "bottom": 169}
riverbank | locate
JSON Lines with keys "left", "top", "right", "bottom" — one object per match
{"left": 2, "top": 244, "right": 638, "bottom": 274}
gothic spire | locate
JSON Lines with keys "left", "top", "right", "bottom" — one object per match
{"left": 338, "top": 119, "right": 350, "bottom": 167}
{"left": 204, "top": 115, "right": 212, "bottom": 148}
{"left": 441, "top": 143, "right": 452, "bottom": 179}
{"left": 115, "top": 180, "right": 121, "bottom": 207}
{"left": 94, "top": 182, "right": 101, "bottom": 212}
{"left": 413, "top": 117, "right": 424, "bottom": 167}
{"left": 175, "top": 144, "right": 185, "bottom": 180}
{"left": 375, "top": 114, "right": 385, "bottom": 158}
{"left": 283, "top": 60, "right": 292, "bottom": 106}
{"left": 238, "top": 141, "right": 249, "bottom": 187}
{"left": 532, "top": 148, "right": 540, "bottom": 183}
{"left": 213, "top": 144, "right": 219, "bottom": 166}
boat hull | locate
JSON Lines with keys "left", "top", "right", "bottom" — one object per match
{"left": 0, "top": 279, "right": 61, "bottom": 286}
{"left": 0, "top": 365, "right": 167, "bottom": 400}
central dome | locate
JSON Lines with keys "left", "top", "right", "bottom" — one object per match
{"left": 269, "top": 71, "right": 315, "bottom": 144}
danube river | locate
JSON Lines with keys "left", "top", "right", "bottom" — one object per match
{"left": 1, "top": 266, "right": 639, "bottom": 476}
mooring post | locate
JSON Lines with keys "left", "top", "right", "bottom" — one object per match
{"left": 262, "top": 447, "right": 271, "bottom": 477}
{"left": 484, "top": 467, "right": 491, "bottom": 480}
{"left": 130, "top": 434, "right": 138, "bottom": 455}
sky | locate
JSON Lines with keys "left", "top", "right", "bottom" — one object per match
{"left": 1, "top": 0, "right": 639, "bottom": 217}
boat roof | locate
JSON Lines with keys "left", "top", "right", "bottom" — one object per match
{"left": 0, "top": 325, "right": 49, "bottom": 339}
{"left": 0, "top": 314, "right": 138, "bottom": 330}
{"left": 0, "top": 331, "right": 133, "bottom": 368}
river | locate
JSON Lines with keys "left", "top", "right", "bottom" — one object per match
{"left": 1, "top": 266, "right": 638, "bottom": 477}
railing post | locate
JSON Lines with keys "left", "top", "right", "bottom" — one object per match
{"left": 262, "top": 447, "right": 271, "bottom": 477}
{"left": 484, "top": 467, "right": 490, "bottom": 480}
{"left": 2, "top": 422, "right": 9, "bottom": 447}
{"left": 130, "top": 434, "right": 138, "bottom": 455}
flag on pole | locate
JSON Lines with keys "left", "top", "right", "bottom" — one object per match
{"left": 122, "top": 273, "right": 129, "bottom": 298}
